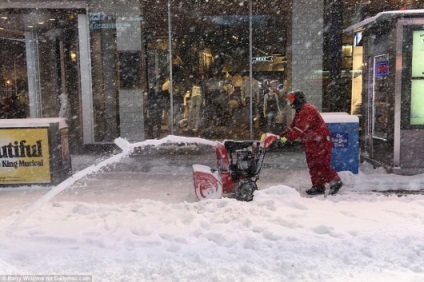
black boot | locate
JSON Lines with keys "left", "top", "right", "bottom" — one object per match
{"left": 306, "top": 186, "right": 325, "bottom": 195}
{"left": 329, "top": 181, "right": 343, "bottom": 195}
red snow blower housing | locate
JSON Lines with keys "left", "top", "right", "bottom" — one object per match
{"left": 193, "top": 133, "right": 279, "bottom": 201}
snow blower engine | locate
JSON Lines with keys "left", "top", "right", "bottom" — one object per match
{"left": 192, "top": 133, "right": 279, "bottom": 201}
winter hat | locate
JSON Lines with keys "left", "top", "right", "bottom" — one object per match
{"left": 288, "top": 90, "right": 306, "bottom": 110}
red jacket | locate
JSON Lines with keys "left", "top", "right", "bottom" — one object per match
{"left": 282, "top": 103, "right": 330, "bottom": 143}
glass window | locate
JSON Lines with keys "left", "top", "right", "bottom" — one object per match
{"left": 88, "top": 11, "right": 119, "bottom": 142}
{"left": 143, "top": 1, "right": 288, "bottom": 140}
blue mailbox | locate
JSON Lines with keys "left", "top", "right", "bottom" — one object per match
{"left": 321, "top": 113, "right": 359, "bottom": 174}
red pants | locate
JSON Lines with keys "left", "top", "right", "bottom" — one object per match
{"left": 303, "top": 140, "right": 340, "bottom": 187}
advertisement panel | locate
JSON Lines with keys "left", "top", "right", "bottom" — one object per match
{"left": 410, "top": 30, "right": 424, "bottom": 125}
{"left": 0, "top": 128, "right": 51, "bottom": 184}
{"left": 372, "top": 54, "right": 390, "bottom": 140}
{"left": 411, "top": 30, "right": 424, "bottom": 77}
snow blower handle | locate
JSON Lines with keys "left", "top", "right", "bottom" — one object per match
{"left": 260, "top": 133, "right": 279, "bottom": 149}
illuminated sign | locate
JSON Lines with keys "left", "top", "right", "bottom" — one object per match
{"left": 410, "top": 30, "right": 424, "bottom": 125}
{"left": 0, "top": 128, "right": 51, "bottom": 184}
{"left": 411, "top": 80, "right": 424, "bottom": 125}
{"left": 411, "top": 30, "right": 424, "bottom": 77}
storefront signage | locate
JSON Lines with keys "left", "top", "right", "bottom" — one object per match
{"left": 89, "top": 12, "right": 110, "bottom": 21}
{"left": 88, "top": 12, "right": 143, "bottom": 30}
{"left": 331, "top": 133, "right": 349, "bottom": 148}
{"left": 252, "top": 56, "right": 273, "bottom": 63}
{"left": 0, "top": 128, "right": 51, "bottom": 184}
{"left": 89, "top": 22, "right": 131, "bottom": 30}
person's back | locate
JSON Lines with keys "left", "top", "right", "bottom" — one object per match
{"left": 289, "top": 102, "right": 330, "bottom": 144}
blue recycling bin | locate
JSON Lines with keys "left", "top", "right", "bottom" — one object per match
{"left": 321, "top": 113, "right": 359, "bottom": 174}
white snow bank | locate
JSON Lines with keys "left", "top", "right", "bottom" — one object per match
{"left": 1, "top": 186, "right": 424, "bottom": 281}
{"left": 1, "top": 136, "right": 424, "bottom": 281}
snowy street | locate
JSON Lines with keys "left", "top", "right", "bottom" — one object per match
{"left": 0, "top": 136, "right": 424, "bottom": 281}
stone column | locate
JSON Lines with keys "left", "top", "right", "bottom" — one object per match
{"left": 323, "top": 0, "right": 344, "bottom": 112}
{"left": 288, "top": 0, "right": 324, "bottom": 110}
{"left": 115, "top": 1, "right": 145, "bottom": 142}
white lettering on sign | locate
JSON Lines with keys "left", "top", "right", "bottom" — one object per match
{"left": 89, "top": 22, "right": 131, "bottom": 30}
{"left": 89, "top": 12, "right": 110, "bottom": 21}
{"left": 332, "top": 133, "right": 349, "bottom": 148}
{"left": 252, "top": 56, "right": 273, "bottom": 63}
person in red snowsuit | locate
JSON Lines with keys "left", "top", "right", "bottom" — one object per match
{"left": 280, "top": 90, "right": 343, "bottom": 195}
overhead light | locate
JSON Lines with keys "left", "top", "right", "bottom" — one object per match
{"left": 38, "top": 22, "right": 44, "bottom": 25}
{"left": 28, "top": 25, "right": 33, "bottom": 28}
{"left": 1, "top": 16, "right": 7, "bottom": 20}
{"left": 70, "top": 51, "right": 77, "bottom": 62}
{"left": 49, "top": 18, "right": 55, "bottom": 21}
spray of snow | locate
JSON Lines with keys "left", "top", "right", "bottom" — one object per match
{"left": 6, "top": 136, "right": 217, "bottom": 234}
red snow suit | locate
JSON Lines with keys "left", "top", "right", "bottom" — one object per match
{"left": 281, "top": 103, "right": 340, "bottom": 187}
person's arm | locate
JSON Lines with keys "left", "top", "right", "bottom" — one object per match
{"left": 286, "top": 105, "right": 320, "bottom": 142}
{"left": 281, "top": 107, "right": 307, "bottom": 140}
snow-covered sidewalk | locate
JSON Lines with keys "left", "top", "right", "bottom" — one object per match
{"left": 0, "top": 136, "right": 424, "bottom": 282}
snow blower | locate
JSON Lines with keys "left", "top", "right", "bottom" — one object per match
{"left": 192, "top": 133, "right": 279, "bottom": 201}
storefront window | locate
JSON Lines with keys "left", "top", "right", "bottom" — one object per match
{"left": 143, "top": 1, "right": 288, "bottom": 140}
{"left": 3, "top": 1, "right": 423, "bottom": 146}
{"left": 88, "top": 11, "right": 119, "bottom": 142}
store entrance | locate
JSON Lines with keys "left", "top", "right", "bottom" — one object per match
{"left": 0, "top": 8, "right": 81, "bottom": 146}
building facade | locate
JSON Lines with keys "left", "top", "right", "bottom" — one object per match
{"left": 0, "top": 0, "right": 422, "bottom": 152}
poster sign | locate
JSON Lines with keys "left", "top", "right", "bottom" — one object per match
{"left": 372, "top": 54, "right": 390, "bottom": 139}
{"left": 0, "top": 128, "right": 51, "bottom": 184}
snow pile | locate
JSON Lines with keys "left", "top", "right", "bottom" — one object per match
{"left": 0, "top": 136, "right": 424, "bottom": 281}
{"left": 0, "top": 185, "right": 424, "bottom": 281}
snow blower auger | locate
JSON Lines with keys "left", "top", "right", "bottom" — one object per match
{"left": 193, "top": 133, "right": 279, "bottom": 201}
